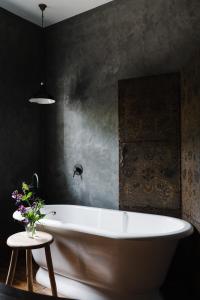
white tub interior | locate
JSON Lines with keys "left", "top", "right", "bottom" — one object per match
{"left": 39, "top": 205, "right": 192, "bottom": 239}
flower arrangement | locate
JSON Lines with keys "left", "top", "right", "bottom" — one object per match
{"left": 12, "top": 182, "right": 46, "bottom": 238}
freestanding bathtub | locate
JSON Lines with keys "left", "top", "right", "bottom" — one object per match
{"left": 32, "top": 205, "right": 193, "bottom": 300}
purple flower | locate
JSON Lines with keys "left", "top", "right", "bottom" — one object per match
{"left": 12, "top": 190, "right": 18, "bottom": 199}
{"left": 12, "top": 191, "right": 23, "bottom": 207}
{"left": 16, "top": 194, "right": 23, "bottom": 201}
{"left": 18, "top": 205, "right": 27, "bottom": 214}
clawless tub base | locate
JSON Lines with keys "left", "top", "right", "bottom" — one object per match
{"left": 36, "top": 267, "right": 163, "bottom": 300}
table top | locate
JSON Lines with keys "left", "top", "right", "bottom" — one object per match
{"left": 7, "top": 231, "right": 53, "bottom": 249}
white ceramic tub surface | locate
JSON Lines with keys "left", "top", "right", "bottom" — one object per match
{"left": 32, "top": 205, "right": 193, "bottom": 300}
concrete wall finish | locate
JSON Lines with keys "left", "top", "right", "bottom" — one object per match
{"left": 44, "top": 0, "right": 200, "bottom": 209}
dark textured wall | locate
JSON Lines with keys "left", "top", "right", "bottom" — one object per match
{"left": 181, "top": 51, "right": 200, "bottom": 298}
{"left": 0, "top": 8, "right": 42, "bottom": 239}
{"left": 182, "top": 51, "right": 200, "bottom": 232}
{"left": 44, "top": 0, "right": 200, "bottom": 209}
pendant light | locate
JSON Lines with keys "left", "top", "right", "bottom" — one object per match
{"left": 29, "top": 4, "right": 55, "bottom": 104}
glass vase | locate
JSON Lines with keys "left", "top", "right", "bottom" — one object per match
{"left": 25, "top": 223, "right": 37, "bottom": 238}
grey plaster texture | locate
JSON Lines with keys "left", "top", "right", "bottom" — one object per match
{"left": 43, "top": 0, "right": 200, "bottom": 209}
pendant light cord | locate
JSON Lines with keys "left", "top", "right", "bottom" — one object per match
{"left": 42, "top": 9, "right": 44, "bottom": 28}
{"left": 39, "top": 4, "right": 47, "bottom": 85}
{"left": 39, "top": 4, "right": 47, "bottom": 28}
{"left": 42, "top": 7, "right": 45, "bottom": 84}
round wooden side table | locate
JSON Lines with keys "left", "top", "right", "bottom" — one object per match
{"left": 6, "top": 231, "right": 57, "bottom": 297}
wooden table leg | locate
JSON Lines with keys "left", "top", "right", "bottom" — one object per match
{"left": 26, "top": 249, "right": 33, "bottom": 292}
{"left": 45, "top": 244, "right": 57, "bottom": 297}
{"left": 6, "top": 249, "right": 18, "bottom": 286}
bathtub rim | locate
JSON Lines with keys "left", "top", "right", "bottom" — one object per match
{"left": 39, "top": 204, "right": 193, "bottom": 241}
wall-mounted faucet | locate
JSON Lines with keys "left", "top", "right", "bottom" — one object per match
{"left": 31, "top": 172, "right": 39, "bottom": 194}
{"left": 73, "top": 164, "right": 83, "bottom": 180}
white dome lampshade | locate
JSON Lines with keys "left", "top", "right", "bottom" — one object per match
{"left": 29, "top": 82, "right": 55, "bottom": 104}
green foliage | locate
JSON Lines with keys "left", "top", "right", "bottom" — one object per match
{"left": 22, "top": 182, "right": 29, "bottom": 192}
{"left": 13, "top": 181, "right": 46, "bottom": 226}
{"left": 23, "top": 205, "right": 45, "bottom": 223}
{"left": 21, "top": 191, "right": 32, "bottom": 201}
